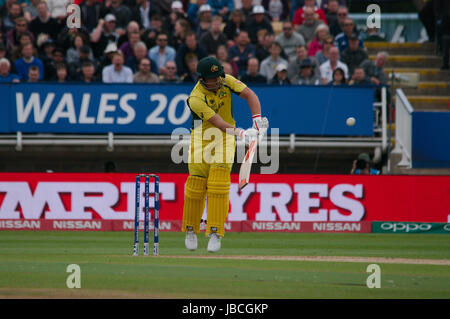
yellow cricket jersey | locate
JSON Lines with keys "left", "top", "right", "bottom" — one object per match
{"left": 187, "top": 74, "right": 247, "bottom": 132}
{"left": 186, "top": 74, "right": 247, "bottom": 173}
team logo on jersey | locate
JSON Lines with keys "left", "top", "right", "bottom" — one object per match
{"left": 211, "top": 65, "right": 219, "bottom": 72}
{"left": 219, "top": 90, "right": 227, "bottom": 99}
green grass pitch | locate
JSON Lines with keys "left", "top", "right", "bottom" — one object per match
{"left": 0, "top": 231, "right": 449, "bottom": 298}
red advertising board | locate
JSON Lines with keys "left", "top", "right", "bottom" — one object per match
{"left": 0, "top": 173, "right": 449, "bottom": 223}
{"left": 0, "top": 219, "right": 372, "bottom": 233}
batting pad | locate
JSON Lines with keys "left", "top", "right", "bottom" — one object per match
{"left": 182, "top": 175, "right": 207, "bottom": 234}
{"left": 206, "top": 167, "right": 231, "bottom": 238}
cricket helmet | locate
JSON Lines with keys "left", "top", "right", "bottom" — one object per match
{"left": 196, "top": 56, "right": 225, "bottom": 79}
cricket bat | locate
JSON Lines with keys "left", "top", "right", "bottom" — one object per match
{"left": 238, "top": 126, "right": 267, "bottom": 190}
{"left": 238, "top": 138, "right": 258, "bottom": 190}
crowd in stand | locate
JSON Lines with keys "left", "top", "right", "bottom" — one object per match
{"left": 0, "top": 0, "right": 389, "bottom": 87}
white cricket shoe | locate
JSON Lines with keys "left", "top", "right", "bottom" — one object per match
{"left": 207, "top": 233, "right": 222, "bottom": 253}
{"left": 185, "top": 231, "right": 197, "bottom": 251}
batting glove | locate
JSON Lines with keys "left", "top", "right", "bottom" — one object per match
{"left": 252, "top": 114, "right": 263, "bottom": 131}
{"left": 232, "top": 127, "right": 259, "bottom": 145}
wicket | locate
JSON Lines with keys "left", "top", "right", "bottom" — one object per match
{"left": 133, "top": 174, "right": 159, "bottom": 256}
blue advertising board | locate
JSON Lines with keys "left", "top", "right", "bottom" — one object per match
{"left": 412, "top": 112, "right": 450, "bottom": 168}
{"left": 0, "top": 83, "right": 375, "bottom": 136}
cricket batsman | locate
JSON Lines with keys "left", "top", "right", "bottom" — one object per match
{"left": 182, "top": 56, "right": 268, "bottom": 252}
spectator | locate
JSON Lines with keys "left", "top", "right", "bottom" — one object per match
{"left": 0, "top": 0, "right": 17, "bottom": 18}
{"left": 289, "top": 0, "right": 303, "bottom": 19}
{"left": 222, "top": 61, "right": 233, "bottom": 75}
{"left": 270, "top": 63, "right": 290, "bottom": 85}
{"left": 23, "top": 0, "right": 40, "bottom": 22}
{"left": 246, "top": 5, "right": 273, "bottom": 44}
{"left": 320, "top": 0, "right": 347, "bottom": 12}
{"left": 287, "top": 44, "right": 319, "bottom": 81}
{"left": 440, "top": 9, "right": 450, "bottom": 70}
{"left": 417, "top": 0, "right": 437, "bottom": 41}
{"left": 260, "top": 42, "right": 287, "bottom": 83}
{"left": 324, "top": 0, "right": 339, "bottom": 27}
{"left": 262, "top": 0, "right": 289, "bottom": 22}
{"left": 240, "top": 57, "right": 266, "bottom": 83}
{"left": 329, "top": 5, "right": 349, "bottom": 37}
{"left": 79, "top": 61, "right": 99, "bottom": 83}
{"left": 120, "top": 31, "right": 141, "bottom": 61}
{"left": 314, "top": 35, "right": 333, "bottom": 65}
{"left": 160, "top": 60, "right": 181, "bottom": 83}
{"left": 328, "top": 67, "right": 346, "bottom": 85}
{"left": 254, "top": 29, "right": 270, "bottom": 61}
{"left": 360, "top": 51, "right": 388, "bottom": 86}
{"left": 292, "top": 0, "right": 327, "bottom": 27}
{"left": 363, "top": 27, "right": 386, "bottom": 42}
{"left": 319, "top": 46, "right": 348, "bottom": 83}
{"left": 66, "top": 33, "right": 94, "bottom": 65}
{"left": 216, "top": 44, "right": 238, "bottom": 77}
{"left": 51, "top": 47, "right": 67, "bottom": 68}
{"left": 14, "top": 43, "right": 44, "bottom": 81}
{"left": 349, "top": 66, "right": 371, "bottom": 85}
{"left": 275, "top": 21, "right": 305, "bottom": 61}
{"left": 152, "top": 0, "right": 173, "bottom": 17}
{"left": 55, "top": 62, "right": 69, "bottom": 82}
{"left": 27, "top": 65, "right": 40, "bottom": 82}
{"left": 103, "top": 0, "right": 132, "bottom": 34}
{"left": 350, "top": 153, "right": 380, "bottom": 175}
{"left": 46, "top": 0, "right": 70, "bottom": 21}
{"left": 2, "top": 2, "right": 22, "bottom": 34}
{"left": 340, "top": 32, "right": 368, "bottom": 76}
{"left": 39, "top": 38, "right": 57, "bottom": 80}
{"left": 223, "top": 9, "right": 246, "bottom": 47}
{"left": 98, "top": 42, "right": 118, "bottom": 71}
{"left": 163, "top": 1, "right": 188, "bottom": 43}
{"left": 148, "top": 32, "right": 176, "bottom": 74}
{"left": 200, "top": 15, "right": 228, "bottom": 56}
{"left": 133, "top": 57, "right": 160, "bottom": 83}
{"left": 170, "top": 18, "right": 190, "bottom": 51}
{"left": 6, "top": 17, "right": 35, "bottom": 54}
{"left": 117, "top": 21, "right": 140, "bottom": 50}
{"left": 102, "top": 52, "right": 133, "bottom": 83}
{"left": 130, "top": 0, "right": 162, "bottom": 30}
{"left": 187, "top": 0, "right": 208, "bottom": 27}
{"left": 307, "top": 23, "right": 329, "bottom": 57}
{"left": 208, "top": 0, "right": 233, "bottom": 19}
{"left": 239, "top": 0, "right": 253, "bottom": 20}
{"left": 291, "top": 58, "right": 320, "bottom": 85}
{"left": 334, "top": 18, "right": 363, "bottom": 52}
{"left": 29, "top": 1, "right": 60, "bottom": 40}
{"left": 0, "top": 44, "right": 6, "bottom": 60}
{"left": 0, "top": 57, "right": 20, "bottom": 82}
{"left": 228, "top": 30, "right": 255, "bottom": 77}
{"left": 90, "top": 14, "right": 119, "bottom": 58}
{"left": 142, "top": 14, "right": 163, "bottom": 49}
{"left": 170, "top": 1, "right": 188, "bottom": 19}
{"left": 14, "top": 1, "right": 28, "bottom": 9}
{"left": 182, "top": 55, "right": 199, "bottom": 82}
{"left": 39, "top": 45, "right": 66, "bottom": 79}
{"left": 15, "top": 33, "right": 34, "bottom": 56}
{"left": 360, "top": 50, "right": 388, "bottom": 102}
{"left": 196, "top": 4, "right": 213, "bottom": 41}
{"left": 175, "top": 31, "right": 207, "bottom": 76}
{"left": 55, "top": 24, "right": 90, "bottom": 52}
{"left": 127, "top": 41, "right": 157, "bottom": 73}
{"left": 296, "top": 6, "right": 324, "bottom": 44}
{"left": 68, "top": 45, "right": 97, "bottom": 79}
{"left": 79, "top": 0, "right": 104, "bottom": 33}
